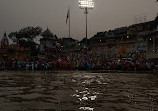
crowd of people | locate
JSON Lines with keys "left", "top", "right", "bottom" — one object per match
{"left": 0, "top": 50, "right": 158, "bottom": 71}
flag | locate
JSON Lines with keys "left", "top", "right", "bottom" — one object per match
{"left": 66, "top": 8, "right": 70, "bottom": 24}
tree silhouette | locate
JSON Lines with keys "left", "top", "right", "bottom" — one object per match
{"left": 9, "top": 26, "right": 42, "bottom": 44}
{"left": 8, "top": 31, "right": 22, "bottom": 44}
{"left": 19, "top": 26, "right": 42, "bottom": 42}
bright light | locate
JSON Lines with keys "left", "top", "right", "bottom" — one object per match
{"left": 79, "top": 0, "right": 94, "bottom": 9}
{"left": 118, "top": 59, "right": 121, "bottom": 62}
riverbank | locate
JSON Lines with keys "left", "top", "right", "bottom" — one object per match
{"left": 0, "top": 69, "right": 157, "bottom": 74}
{"left": 90, "top": 70, "right": 158, "bottom": 74}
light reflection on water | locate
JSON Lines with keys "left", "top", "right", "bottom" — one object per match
{"left": 0, "top": 71, "right": 158, "bottom": 111}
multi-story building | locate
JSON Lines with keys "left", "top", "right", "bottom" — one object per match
{"left": 90, "top": 31, "right": 116, "bottom": 55}
{"left": 146, "top": 31, "right": 158, "bottom": 63}
{"left": 89, "top": 15, "right": 158, "bottom": 59}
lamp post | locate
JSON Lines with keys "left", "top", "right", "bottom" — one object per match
{"left": 79, "top": 0, "right": 94, "bottom": 47}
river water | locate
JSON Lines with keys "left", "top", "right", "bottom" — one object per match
{"left": 0, "top": 71, "right": 158, "bottom": 111}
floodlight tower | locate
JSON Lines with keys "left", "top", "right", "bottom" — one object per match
{"left": 79, "top": 0, "right": 94, "bottom": 47}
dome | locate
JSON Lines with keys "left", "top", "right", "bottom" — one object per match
{"left": 41, "top": 28, "right": 58, "bottom": 40}
{"left": 41, "top": 28, "right": 54, "bottom": 37}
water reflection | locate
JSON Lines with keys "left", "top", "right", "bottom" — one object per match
{"left": 71, "top": 72, "right": 108, "bottom": 111}
{"left": 0, "top": 71, "right": 158, "bottom": 111}
{"left": 79, "top": 107, "right": 94, "bottom": 111}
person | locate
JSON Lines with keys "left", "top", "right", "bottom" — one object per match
{"left": 32, "top": 62, "right": 34, "bottom": 70}
{"left": 26, "top": 62, "right": 29, "bottom": 71}
{"left": 53, "top": 61, "right": 57, "bottom": 69}
{"left": 12, "top": 61, "right": 15, "bottom": 70}
{"left": 88, "top": 62, "right": 92, "bottom": 70}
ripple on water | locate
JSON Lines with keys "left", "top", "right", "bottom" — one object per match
{"left": 0, "top": 71, "right": 158, "bottom": 111}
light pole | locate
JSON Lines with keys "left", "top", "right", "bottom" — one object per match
{"left": 79, "top": 0, "right": 94, "bottom": 47}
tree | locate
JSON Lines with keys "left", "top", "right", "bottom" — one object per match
{"left": 8, "top": 31, "right": 22, "bottom": 44}
{"left": 19, "top": 26, "right": 42, "bottom": 42}
{"left": 9, "top": 26, "right": 42, "bottom": 44}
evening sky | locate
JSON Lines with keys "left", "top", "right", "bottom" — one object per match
{"left": 0, "top": 0, "right": 158, "bottom": 42}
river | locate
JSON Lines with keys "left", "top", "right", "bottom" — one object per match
{"left": 0, "top": 71, "right": 158, "bottom": 111}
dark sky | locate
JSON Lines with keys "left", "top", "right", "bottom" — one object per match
{"left": 0, "top": 0, "right": 158, "bottom": 42}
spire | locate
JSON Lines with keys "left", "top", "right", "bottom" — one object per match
{"left": 1, "top": 32, "right": 9, "bottom": 48}
{"left": 4, "top": 32, "right": 7, "bottom": 37}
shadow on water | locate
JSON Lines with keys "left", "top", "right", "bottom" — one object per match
{"left": 0, "top": 71, "right": 158, "bottom": 111}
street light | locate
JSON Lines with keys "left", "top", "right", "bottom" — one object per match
{"left": 79, "top": 0, "right": 94, "bottom": 9}
{"left": 149, "top": 38, "right": 152, "bottom": 41}
{"left": 79, "top": 0, "right": 94, "bottom": 47}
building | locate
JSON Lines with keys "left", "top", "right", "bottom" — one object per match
{"left": 61, "top": 38, "right": 81, "bottom": 52}
{"left": 1, "top": 32, "right": 9, "bottom": 48}
{"left": 89, "top": 31, "right": 116, "bottom": 57}
{"left": 89, "top": 15, "right": 158, "bottom": 59}
{"left": 115, "top": 34, "right": 137, "bottom": 56}
{"left": 39, "top": 28, "right": 61, "bottom": 59}
{"left": 0, "top": 33, "right": 9, "bottom": 60}
{"left": 0, "top": 33, "right": 38, "bottom": 61}
{"left": 146, "top": 31, "right": 158, "bottom": 63}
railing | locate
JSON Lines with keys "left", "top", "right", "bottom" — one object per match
{"left": 116, "top": 40, "right": 137, "bottom": 44}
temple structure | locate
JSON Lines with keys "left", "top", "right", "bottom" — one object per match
{"left": 1, "top": 32, "right": 9, "bottom": 48}
{"left": 39, "top": 28, "right": 61, "bottom": 58}
{"left": 0, "top": 33, "right": 9, "bottom": 60}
